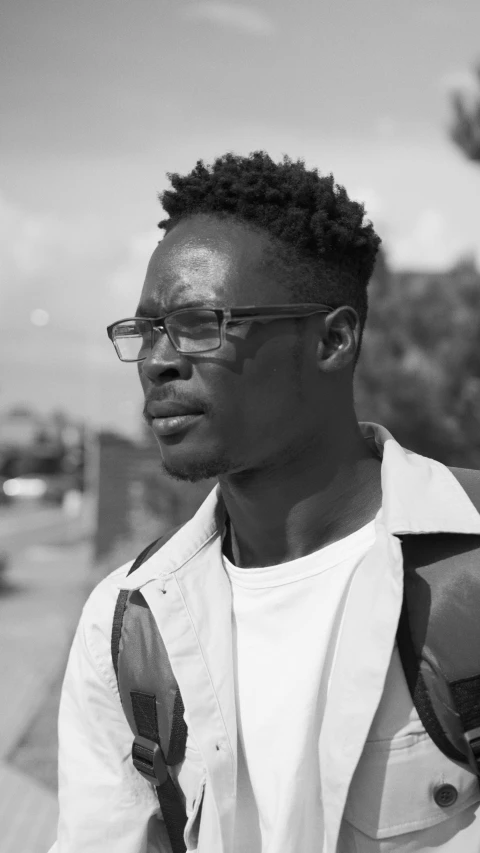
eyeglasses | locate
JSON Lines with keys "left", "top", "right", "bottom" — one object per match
{"left": 106, "top": 303, "right": 334, "bottom": 362}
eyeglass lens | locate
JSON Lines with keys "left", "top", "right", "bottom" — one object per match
{"left": 112, "top": 309, "right": 221, "bottom": 360}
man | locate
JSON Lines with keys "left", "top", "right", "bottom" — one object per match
{"left": 51, "top": 152, "right": 480, "bottom": 852}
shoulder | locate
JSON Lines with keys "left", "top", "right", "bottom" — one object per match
{"left": 83, "top": 559, "right": 134, "bottom": 626}
{"left": 83, "top": 526, "right": 180, "bottom": 626}
{"left": 78, "top": 529, "right": 181, "bottom": 685}
{"left": 75, "top": 560, "right": 136, "bottom": 691}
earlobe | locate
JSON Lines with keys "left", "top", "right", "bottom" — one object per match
{"left": 318, "top": 306, "right": 359, "bottom": 372}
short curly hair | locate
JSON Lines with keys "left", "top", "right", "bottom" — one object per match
{"left": 158, "top": 151, "right": 381, "bottom": 363}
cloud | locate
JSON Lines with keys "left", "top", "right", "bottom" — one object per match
{"left": 373, "top": 116, "right": 397, "bottom": 140}
{"left": 388, "top": 208, "right": 472, "bottom": 270}
{"left": 0, "top": 190, "right": 148, "bottom": 434}
{"left": 350, "top": 187, "right": 384, "bottom": 222}
{"left": 416, "top": 0, "right": 457, "bottom": 25}
{"left": 181, "top": 2, "right": 275, "bottom": 37}
{"left": 440, "top": 68, "right": 480, "bottom": 108}
{"left": 108, "top": 229, "right": 159, "bottom": 311}
{"left": 0, "top": 189, "right": 131, "bottom": 342}
{"left": 0, "top": 193, "right": 110, "bottom": 285}
{"left": 0, "top": 192, "right": 106, "bottom": 327}
{"left": 0, "top": 188, "right": 156, "bottom": 336}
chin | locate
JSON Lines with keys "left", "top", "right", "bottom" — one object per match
{"left": 158, "top": 445, "right": 233, "bottom": 483}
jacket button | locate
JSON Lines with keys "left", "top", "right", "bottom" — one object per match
{"left": 434, "top": 784, "right": 458, "bottom": 808}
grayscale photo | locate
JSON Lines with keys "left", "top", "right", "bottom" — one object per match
{"left": 1, "top": 1, "right": 480, "bottom": 852}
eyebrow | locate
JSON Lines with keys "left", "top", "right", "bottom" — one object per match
{"left": 135, "top": 304, "right": 159, "bottom": 317}
{"left": 135, "top": 300, "right": 216, "bottom": 317}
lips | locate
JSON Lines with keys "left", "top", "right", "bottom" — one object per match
{"left": 146, "top": 401, "right": 204, "bottom": 419}
{"left": 150, "top": 412, "right": 203, "bottom": 437}
{"left": 146, "top": 400, "right": 205, "bottom": 438}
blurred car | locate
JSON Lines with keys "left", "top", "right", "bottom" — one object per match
{"left": 2, "top": 472, "right": 79, "bottom": 506}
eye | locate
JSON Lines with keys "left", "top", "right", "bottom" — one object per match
{"left": 112, "top": 319, "right": 151, "bottom": 361}
{"left": 166, "top": 309, "right": 221, "bottom": 353}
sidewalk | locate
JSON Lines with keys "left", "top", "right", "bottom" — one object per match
{"left": 0, "top": 517, "right": 94, "bottom": 853}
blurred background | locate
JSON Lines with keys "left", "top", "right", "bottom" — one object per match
{"left": 1, "top": 0, "right": 480, "bottom": 850}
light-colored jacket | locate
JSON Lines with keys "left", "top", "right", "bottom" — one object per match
{"left": 50, "top": 422, "right": 480, "bottom": 853}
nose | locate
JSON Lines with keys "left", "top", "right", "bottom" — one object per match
{"left": 139, "top": 327, "right": 188, "bottom": 382}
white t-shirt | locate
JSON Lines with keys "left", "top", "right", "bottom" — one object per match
{"left": 222, "top": 519, "right": 377, "bottom": 853}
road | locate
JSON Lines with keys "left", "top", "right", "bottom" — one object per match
{"left": 0, "top": 500, "right": 95, "bottom": 853}
{"left": 0, "top": 500, "right": 93, "bottom": 553}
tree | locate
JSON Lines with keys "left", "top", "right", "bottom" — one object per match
{"left": 355, "top": 256, "right": 480, "bottom": 468}
{"left": 450, "top": 64, "right": 480, "bottom": 162}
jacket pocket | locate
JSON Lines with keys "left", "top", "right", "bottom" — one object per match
{"left": 173, "top": 739, "right": 207, "bottom": 852}
{"left": 183, "top": 773, "right": 206, "bottom": 851}
{"left": 342, "top": 730, "right": 480, "bottom": 851}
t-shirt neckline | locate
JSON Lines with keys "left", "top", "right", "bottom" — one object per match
{"left": 222, "top": 517, "right": 377, "bottom": 589}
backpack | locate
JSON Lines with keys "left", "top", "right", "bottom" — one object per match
{"left": 111, "top": 466, "right": 480, "bottom": 853}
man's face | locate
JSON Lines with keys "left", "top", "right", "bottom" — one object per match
{"left": 137, "top": 215, "right": 324, "bottom": 482}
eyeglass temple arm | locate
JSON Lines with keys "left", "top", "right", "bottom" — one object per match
{"left": 226, "top": 307, "right": 333, "bottom": 326}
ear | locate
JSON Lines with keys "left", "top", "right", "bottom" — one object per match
{"left": 316, "top": 306, "right": 360, "bottom": 372}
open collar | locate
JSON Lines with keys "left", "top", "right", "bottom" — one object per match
{"left": 119, "top": 421, "right": 480, "bottom": 593}
{"left": 360, "top": 421, "right": 480, "bottom": 536}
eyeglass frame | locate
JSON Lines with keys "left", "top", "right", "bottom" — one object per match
{"left": 106, "top": 303, "right": 335, "bottom": 362}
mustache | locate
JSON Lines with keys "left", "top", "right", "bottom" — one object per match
{"left": 142, "top": 393, "right": 209, "bottom": 422}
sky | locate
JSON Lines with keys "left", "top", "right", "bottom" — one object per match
{"left": 1, "top": 0, "right": 480, "bottom": 435}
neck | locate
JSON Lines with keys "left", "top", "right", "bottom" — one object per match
{"left": 219, "top": 419, "right": 382, "bottom": 568}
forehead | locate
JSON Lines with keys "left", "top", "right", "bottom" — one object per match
{"left": 138, "top": 216, "right": 285, "bottom": 312}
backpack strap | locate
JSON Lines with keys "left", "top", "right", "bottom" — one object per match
{"left": 112, "top": 525, "right": 188, "bottom": 853}
{"left": 397, "top": 466, "right": 480, "bottom": 778}
{"left": 448, "top": 467, "right": 480, "bottom": 774}
{"left": 112, "top": 538, "right": 159, "bottom": 683}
